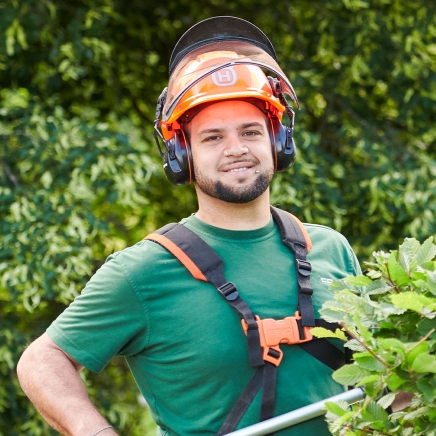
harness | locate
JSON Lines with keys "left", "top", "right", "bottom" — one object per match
{"left": 144, "top": 206, "right": 346, "bottom": 434}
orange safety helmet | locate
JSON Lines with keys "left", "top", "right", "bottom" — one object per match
{"left": 154, "top": 17, "right": 298, "bottom": 185}
{"left": 160, "top": 51, "right": 285, "bottom": 140}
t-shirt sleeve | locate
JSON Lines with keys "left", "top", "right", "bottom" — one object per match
{"left": 46, "top": 253, "right": 149, "bottom": 373}
{"left": 345, "top": 239, "right": 362, "bottom": 276}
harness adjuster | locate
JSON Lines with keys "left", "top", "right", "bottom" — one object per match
{"left": 296, "top": 259, "right": 312, "bottom": 276}
{"left": 299, "top": 287, "right": 313, "bottom": 296}
{"left": 217, "top": 282, "right": 239, "bottom": 301}
{"left": 241, "top": 311, "right": 313, "bottom": 366}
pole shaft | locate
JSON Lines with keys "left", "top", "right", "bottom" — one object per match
{"left": 225, "top": 388, "right": 364, "bottom": 436}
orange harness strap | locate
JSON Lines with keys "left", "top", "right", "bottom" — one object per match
{"left": 144, "top": 233, "right": 207, "bottom": 282}
{"left": 286, "top": 212, "right": 312, "bottom": 252}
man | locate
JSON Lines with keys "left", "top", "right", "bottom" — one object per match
{"left": 17, "top": 17, "right": 361, "bottom": 436}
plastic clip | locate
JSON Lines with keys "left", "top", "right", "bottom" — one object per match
{"left": 241, "top": 312, "right": 313, "bottom": 366}
{"left": 217, "top": 282, "right": 239, "bottom": 301}
{"left": 296, "top": 259, "right": 312, "bottom": 276}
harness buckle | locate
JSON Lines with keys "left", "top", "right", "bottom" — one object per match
{"left": 296, "top": 259, "right": 312, "bottom": 276}
{"left": 241, "top": 311, "right": 313, "bottom": 366}
{"left": 217, "top": 282, "right": 239, "bottom": 301}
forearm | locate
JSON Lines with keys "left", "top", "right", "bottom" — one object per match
{"left": 17, "top": 333, "right": 117, "bottom": 436}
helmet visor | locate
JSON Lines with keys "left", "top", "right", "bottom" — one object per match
{"left": 163, "top": 41, "right": 299, "bottom": 122}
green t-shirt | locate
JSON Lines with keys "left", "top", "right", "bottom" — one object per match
{"left": 47, "top": 214, "right": 361, "bottom": 436}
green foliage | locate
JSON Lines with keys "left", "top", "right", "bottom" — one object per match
{"left": 1, "top": 0, "right": 436, "bottom": 434}
{"left": 315, "top": 237, "right": 436, "bottom": 435}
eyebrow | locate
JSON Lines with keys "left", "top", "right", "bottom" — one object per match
{"left": 238, "top": 122, "right": 265, "bottom": 130}
{"left": 197, "top": 122, "right": 265, "bottom": 136}
{"left": 198, "top": 128, "right": 224, "bottom": 136}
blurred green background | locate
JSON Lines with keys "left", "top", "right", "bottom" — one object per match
{"left": 1, "top": 0, "right": 435, "bottom": 434}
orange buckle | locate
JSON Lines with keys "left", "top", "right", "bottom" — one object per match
{"left": 241, "top": 312, "right": 313, "bottom": 366}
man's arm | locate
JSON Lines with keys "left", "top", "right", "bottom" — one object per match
{"left": 17, "top": 333, "right": 118, "bottom": 436}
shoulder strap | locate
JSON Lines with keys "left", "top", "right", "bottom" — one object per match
{"left": 270, "top": 207, "right": 345, "bottom": 370}
{"left": 270, "top": 206, "right": 315, "bottom": 327}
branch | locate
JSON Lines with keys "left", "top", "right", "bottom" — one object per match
{"left": 341, "top": 323, "right": 390, "bottom": 368}
{"left": 406, "top": 328, "right": 436, "bottom": 356}
{"left": 384, "top": 261, "right": 402, "bottom": 294}
{"left": 1, "top": 159, "right": 20, "bottom": 187}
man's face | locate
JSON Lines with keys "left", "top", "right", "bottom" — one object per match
{"left": 189, "top": 100, "right": 274, "bottom": 204}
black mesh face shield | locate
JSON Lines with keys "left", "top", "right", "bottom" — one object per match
{"left": 162, "top": 16, "right": 299, "bottom": 123}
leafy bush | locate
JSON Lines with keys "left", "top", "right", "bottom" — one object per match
{"left": 313, "top": 237, "right": 436, "bottom": 435}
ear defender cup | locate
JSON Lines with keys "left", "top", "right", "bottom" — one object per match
{"left": 162, "top": 128, "right": 194, "bottom": 185}
{"left": 268, "top": 116, "right": 296, "bottom": 172}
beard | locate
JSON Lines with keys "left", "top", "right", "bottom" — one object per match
{"left": 194, "top": 165, "right": 274, "bottom": 204}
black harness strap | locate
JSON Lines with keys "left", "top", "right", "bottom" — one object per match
{"left": 217, "top": 366, "right": 264, "bottom": 436}
{"left": 217, "top": 360, "right": 279, "bottom": 436}
{"left": 260, "top": 362, "right": 277, "bottom": 422}
{"left": 270, "top": 207, "right": 315, "bottom": 327}
{"left": 145, "top": 207, "right": 346, "bottom": 434}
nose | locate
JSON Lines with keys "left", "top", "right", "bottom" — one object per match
{"left": 224, "top": 134, "right": 248, "bottom": 157}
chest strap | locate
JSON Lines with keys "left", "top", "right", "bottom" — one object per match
{"left": 144, "top": 206, "right": 345, "bottom": 433}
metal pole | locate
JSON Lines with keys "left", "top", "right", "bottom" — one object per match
{"left": 225, "top": 388, "right": 365, "bottom": 436}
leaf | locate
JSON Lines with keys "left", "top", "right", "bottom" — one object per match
{"left": 353, "top": 354, "right": 387, "bottom": 371}
{"left": 356, "top": 375, "right": 381, "bottom": 386}
{"left": 379, "top": 302, "right": 406, "bottom": 317}
{"left": 334, "top": 328, "right": 348, "bottom": 341}
{"left": 387, "top": 254, "right": 398, "bottom": 281}
{"left": 386, "top": 373, "right": 406, "bottom": 391}
{"left": 343, "top": 275, "right": 373, "bottom": 287}
{"left": 427, "top": 272, "right": 436, "bottom": 296}
{"left": 411, "top": 354, "right": 436, "bottom": 373}
{"left": 377, "top": 393, "right": 396, "bottom": 409}
{"left": 332, "top": 364, "right": 372, "bottom": 386}
{"left": 405, "top": 341, "right": 428, "bottom": 366}
{"left": 367, "top": 269, "right": 383, "bottom": 280}
{"left": 310, "top": 327, "right": 340, "bottom": 339}
{"left": 390, "top": 292, "right": 431, "bottom": 313}
{"left": 416, "top": 237, "right": 436, "bottom": 265}
{"left": 394, "top": 263, "right": 411, "bottom": 287}
{"left": 345, "top": 339, "right": 366, "bottom": 352}
{"left": 403, "top": 406, "right": 432, "bottom": 421}
{"left": 319, "top": 307, "right": 346, "bottom": 324}
{"left": 365, "top": 280, "right": 392, "bottom": 295}
{"left": 310, "top": 326, "right": 347, "bottom": 341}
{"left": 324, "top": 400, "right": 349, "bottom": 417}
{"left": 390, "top": 292, "right": 436, "bottom": 316}
{"left": 337, "top": 411, "right": 357, "bottom": 426}
{"left": 416, "top": 379, "right": 436, "bottom": 402}
{"left": 399, "top": 238, "right": 420, "bottom": 272}
{"left": 417, "top": 318, "right": 436, "bottom": 336}
{"left": 366, "top": 400, "right": 390, "bottom": 425}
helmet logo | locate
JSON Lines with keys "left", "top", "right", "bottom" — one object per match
{"left": 211, "top": 67, "right": 237, "bottom": 86}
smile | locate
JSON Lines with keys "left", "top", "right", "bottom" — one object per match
{"left": 228, "top": 167, "right": 250, "bottom": 172}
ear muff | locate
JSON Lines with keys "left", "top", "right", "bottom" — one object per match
{"left": 161, "top": 127, "right": 194, "bottom": 186}
{"left": 268, "top": 115, "right": 296, "bottom": 172}
{"left": 153, "top": 88, "right": 194, "bottom": 186}
{"left": 266, "top": 76, "right": 297, "bottom": 172}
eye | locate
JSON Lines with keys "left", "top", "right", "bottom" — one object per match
{"left": 243, "top": 130, "right": 261, "bottom": 137}
{"left": 203, "top": 135, "right": 221, "bottom": 142}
